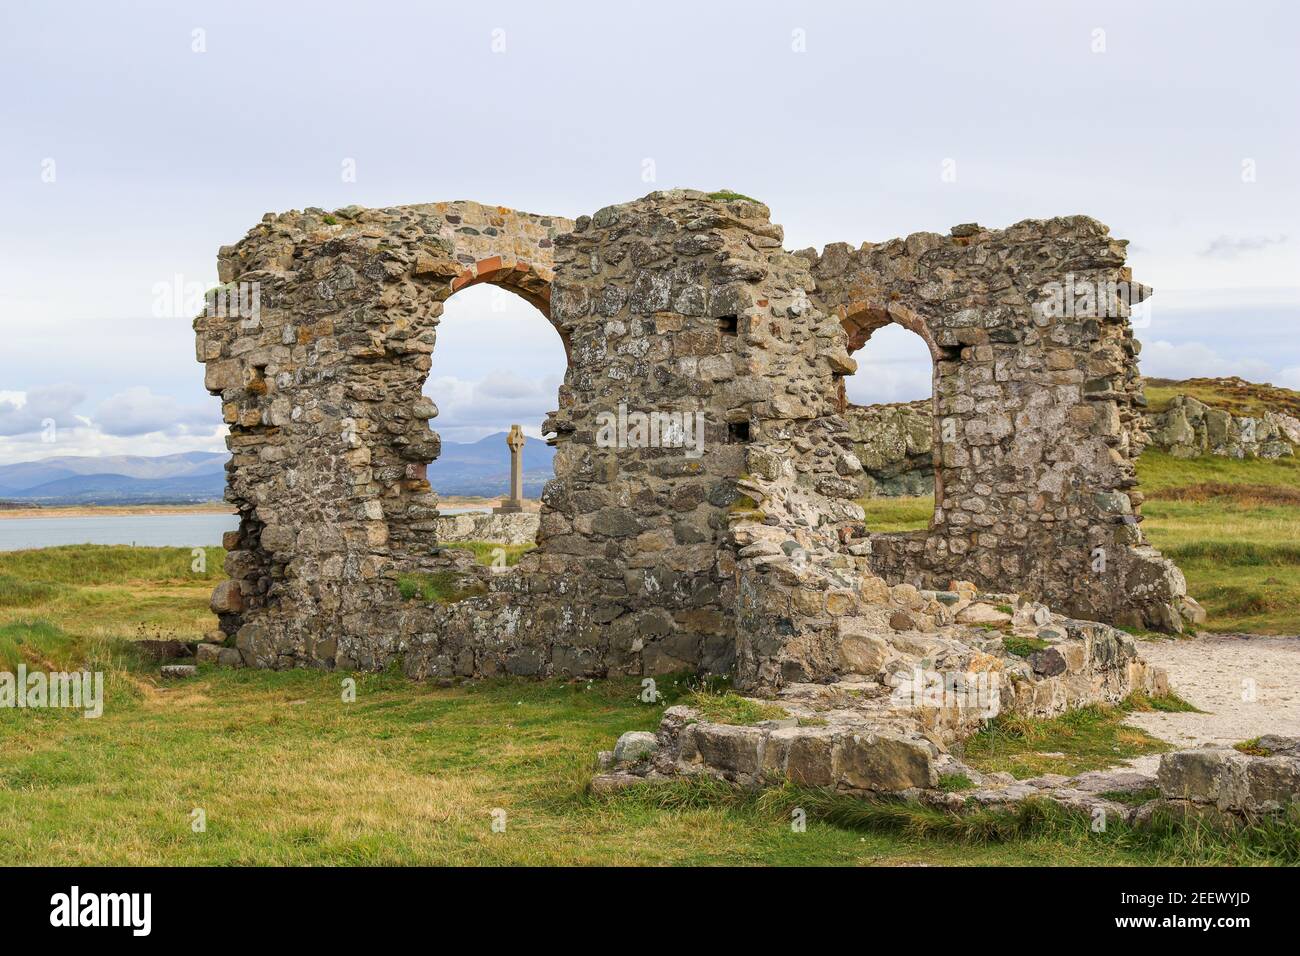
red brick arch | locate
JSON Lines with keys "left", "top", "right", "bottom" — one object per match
{"left": 445, "top": 256, "right": 568, "bottom": 359}
{"left": 837, "top": 297, "right": 942, "bottom": 361}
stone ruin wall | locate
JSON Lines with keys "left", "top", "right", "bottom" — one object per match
{"left": 806, "top": 221, "right": 1198, "bottom": 633}
{"left": 196, "top": 190, "right": 1196, "bottom": 696}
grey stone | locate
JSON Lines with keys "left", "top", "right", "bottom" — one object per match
{"left": 613, "top": 731, "right": 658, "bottom": 765}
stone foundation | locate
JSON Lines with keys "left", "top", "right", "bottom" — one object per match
{"left": 596, "top": 589, "right": 1165, "bottom": 794}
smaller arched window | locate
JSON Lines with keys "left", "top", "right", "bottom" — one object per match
{"left": 841, "top": 320, "right": 937, "bottom": 533}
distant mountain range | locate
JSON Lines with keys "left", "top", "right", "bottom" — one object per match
{"left": 427, "top": 432, "right": 556, "bottom": 497}
{"left": 0, "top": 452, "right": 228, "bottom": 505}
{"left": 0, "top": 433, "right": 556, "bottom": 505}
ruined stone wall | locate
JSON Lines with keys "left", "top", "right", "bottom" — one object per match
{"left": 198, "top": 192, "right": 789, "bottom": 678}
{"left": 197, "top": 200, "right": 570, "bottom": 670}
{"left": 432, "top": 512, "right": 540, "bottom": 546}
{"left": 851, "top": 392, "right": 1297, "bottom": 494}
{"left": 197, "top": 194, "right": 1195, "bottom": 695}
{"left": 808, "top": 218, "right": 1197, "bottom": 632}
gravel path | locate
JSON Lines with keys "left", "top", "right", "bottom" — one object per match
{"left": 1124, "top": 633, "right": 1300, "bottom": 773}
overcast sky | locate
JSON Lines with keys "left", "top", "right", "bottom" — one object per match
{"left": 1, "top": 0, "right": 1296, "bottom": 458}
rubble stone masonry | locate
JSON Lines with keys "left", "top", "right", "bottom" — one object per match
{"left": 197, "top": 191, "right": 1196, "bottom": 693}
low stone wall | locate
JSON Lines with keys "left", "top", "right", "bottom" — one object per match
{"left": 847, "top": 400, "right": 934, "bottom": 497}
{"left": 596, "top": 589, "right": 1165, "bottom": 795}
{"left": 1157, "top": 736, "right": 1300, "bottom": 816}
{"left": 1147, "top": 396, "right": 1297, "bottom": 459}
{"left": 595, "top": 682, "right": 1300, "bottom": 827}
{"left": 851, "top": 394, "right": 1299, "bottom": 497}
{"left": 433, "top": 512, "right": 539, "bottom": 545}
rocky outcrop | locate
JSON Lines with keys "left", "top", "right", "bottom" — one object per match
{"left": 847, "top": 400, "right": 933, "bottom": 497}
{"left": 1147, "top": 395, "right": 1295, "bottom": 459}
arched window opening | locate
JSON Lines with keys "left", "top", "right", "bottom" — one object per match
{"left": 423, "top": 282, "right": 567, "bottom": 565}
{"left": 842, "top": 321, "right": 937, "bottom": 533}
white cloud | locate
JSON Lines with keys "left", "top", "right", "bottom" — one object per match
{"left": 843, "top": 324, "right": 933, "bottom": 406}
{"left": 0, "top": 424, "right": 228, "bottom": 467}
{"left": 94, "top": 386, "right": 218, "bottom": 437}
{"left": 424, "top": 372, "right": 563, "bottom": 443}
{"left": 0, "top": 384, "right": 227, "bottom": 465}
{"left": 1199, "top": 235, "right": 1289, "bottom": 260}
{"left": 0, "top": 384, "right": 86, "bottom": 436}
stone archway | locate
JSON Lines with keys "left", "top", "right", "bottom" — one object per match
{"left": 836, "top": 299, "right": 944, "bottom": 511}
{"left": 196, "top": 200, "right": 575, "bottom": 668}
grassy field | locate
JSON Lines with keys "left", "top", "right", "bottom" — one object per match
{"left": 858, "top": 450, "right": 1300, "bottom": 635}
{"left": 1, "top": 545, "right": 1294, "bottom": 864}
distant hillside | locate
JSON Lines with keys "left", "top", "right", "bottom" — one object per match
{"left": 1144, "top": 377, "right": 1300, "bottom": 418}
{"left": 0, "top": 452, "right": 227, "bottom": 504}
{"left": 0, "top": 436, "right": 555, "bottom": 504}
{"left": 427, "top": 432, "right": 555, "bottom": 497}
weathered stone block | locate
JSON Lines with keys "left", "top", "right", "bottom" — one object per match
{"left": 835, "top": 733, "right": 937, "bottom": 792}
{"left": 678, "top": 723, "right": 766, "bottom": 776}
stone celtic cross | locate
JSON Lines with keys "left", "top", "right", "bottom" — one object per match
{"left": 497, "top": 424, "right": 526, "bottom": 514}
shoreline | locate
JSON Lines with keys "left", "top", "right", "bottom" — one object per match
{"left": 0, "top": 503, "right": 236, "bottom": 520}
{"left": 0, "top": 497, "right": 540, "bottom": 520}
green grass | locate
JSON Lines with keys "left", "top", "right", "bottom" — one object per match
{"left": 706, "top": 189, "right": 761, "bottom": 204}
{"left": 0, "top": 575, "right": 59, "bottom": 608}
{"left": 0, "top": 545, "right": 225, "bottom": 647}
{"left": 938, "top": 772, "right": 976, "bottom": 792}
{"left": 0, "top": 620, "right": 81, "bottom": 671}
{"left": 1137, "top": 450, "right": 1300, "bottom": 634}
{"left": 0, "top": 540, "right": 1290, "bottom": 865}
{"left": 0, "top": 544, "right": 226, "bottom": 587}
{"left": 1000, "top": 635, "right": 1050, "bottom": 658}
{"left": 962, "top": 697, "right": 1173, "bottom": 779}
{"left": 616, "top": 782, "right": 1300, "bottom": 865}
{"left": 685, "top": 687, "right": 788, "bottom": 725}
{"left": 3, "top": 615, "right": 1293, "bottom": 865}
{"left": 396, "top": 572, "right": 487, "bottom": 604}
{"left": 1127, "top": 690, "right": 1202, "bottom": 714}
{"left": 1136, "top": 448, "right": 1300, "bottom": 497}
{"left": 1234, "top": 738, "right": 1273, "bottom": 757}
{"left": 1099, "top": 787, "right": 1162, "bottom": 806}
{"left": 442, "top": 540, "right": 535, "bottom": 567}
{"left": 858, "top": 495, "right": 933, "bottom": 533}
